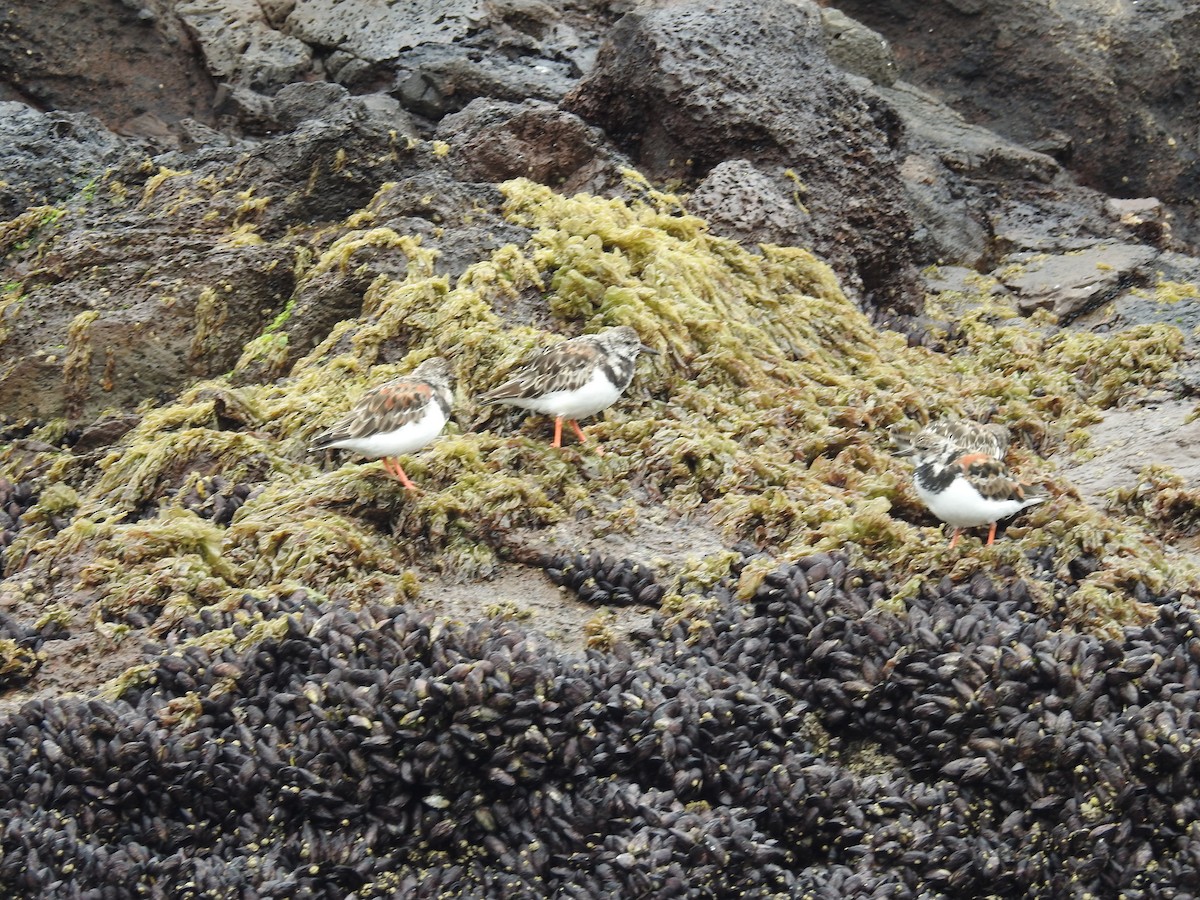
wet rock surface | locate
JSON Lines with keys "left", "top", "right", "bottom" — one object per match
{"left": 999, "top": 242, "right": 1160, "bottom": 322}
{"left": 832, "top": 0, "right": 1200, "bottom": 246}
{"left": 436, "top": 98, "right": 628, "bottom": 194}
{"left": 0, "top": 103, "right": 134, "bottom": 220}
{"left": 1058, "top": 398, "right": 1200, "bottom": 509}
{"left": 0, "top": 0, "right": 216, "bottom": 138}
{"left": 0, "top": 91, "right": 525, "bottom": 421}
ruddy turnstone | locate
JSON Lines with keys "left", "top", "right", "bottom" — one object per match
{"left": 893, "top": 419, "right": 1048, "bottom": 548}
{"left": 479, "top": 325, "right": 656, "bottom": 448}
{"left": 310, "top": 356, "right": 454, "bottom": 490}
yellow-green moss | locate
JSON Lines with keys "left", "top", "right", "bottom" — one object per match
{"left": 483, "top": 600, "right": 534, "bottom": 621}
{"left": 221, "top": 223, "right": 265, "bottom": 246}
{"left": 191, "top": 287, "right": 229, "bottom": 362}
{"left": 0, "top": 637, "right": 42, "bottom": 686}
{"left": 583, "top": 609, "right": 617, "bottom": 649}
{"left": 138, "top": 166, "right": 192, "bottom": 208}
{"left": 62, "top": 310, "right": 100, "bottom": 411}
{"left": 1107, "top": 464, "right": 1200, "bottom": 537}
{"left": 0, "top": 205, "right": 64, "bottom": 257}
{"left": 0, "top": 283, "right": 23, "bottom": 346}
{"left": 1151, "top": 278, "right": 1200, "bottom": 303}
{"left": 234, "top": 188, "right": 271, "bottom": 221}
{"left": 1, "top": 176, "right": 1194, "bottom": 677}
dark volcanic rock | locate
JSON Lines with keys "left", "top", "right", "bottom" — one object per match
{"left": 0, "top": 104, "right": 133, "bottom": 220}
{"left": 282, "top": 0, "right": 603, "bottom": 118}
{"left": 0, "top": 0, "right": 216, "bottom": 138}
{"left": 819, "top": 7, "right": 898, "bottom": 88}
{"left": 0, "top": 95, "right": 522, "bottom": 421}
{"left": 563, "top": 0, "right": 924, "bottom": 317}
{"left": 999, "top": 241, "right": 1159, "bottom": 322}
{"left": 216, "top": 81, "right": 419, "bottom": 140}
{"left": 2, "top": 231, "right": 296, "bottom": 423}
{"left": 390, "top": 42, "right": 579, "bottom": 119}
{"left": 869, "top": 80, "right": 1163, "bottom": 271}
{"left": 833, "top": 0, "right": 1200, "bottom": 248}
{"left": 177, "top": 0, "right": 317, "bottom": 91}
{"left": 437, "top": 98, "right": 629, "bottom": 193}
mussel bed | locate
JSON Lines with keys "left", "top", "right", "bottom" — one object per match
{"left": 1, "top": 550, "right": 1198, "bottom": 897}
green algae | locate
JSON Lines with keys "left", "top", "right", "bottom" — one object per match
{"left": 1, "top": 174, "right": 1195, "bottom": 685}
{"left": 0, "top": 205, "right": 64, "bottom": 258}
{"left": 190, "top": 287, "right": 229, "bottom": 362}
{"left": 0, "top": 637, "right": 42, "bottom": 689}
{"left": 1107, "top": 464, "right": 1200, "bottom": 538}
{"left": 483, "top": 599, "right": 533, "bottom": 620}
{"left": 138, "top": 166, "right": 192, "bottom": 207}
{"left": 62, "top": 310, "right": 100, "bottom": 414}
{"left": 1149, "top": 278, "right": 1200, "bottom": 303}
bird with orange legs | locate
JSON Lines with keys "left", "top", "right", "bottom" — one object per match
{"left": 309, "top": 357, "right": 454, "bottom": 491}
{"left": 480, "top": 326, "right": 656, "bottom": 448}
{"left": 891, "top": 419, "right": 1049, "bottom": 548}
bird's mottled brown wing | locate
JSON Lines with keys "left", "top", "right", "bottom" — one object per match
{"left": 902, "top": 420, "right": 1008, "bottom": 457}
{"left": 958, "top": 454, "right": 1047, "bottom": 503}
{"left": 888, "top": 422, "right": 920, "bottom": 455}
{"left": 937, "top": 420, "right": 1010, "bottom": 458}
{"left": 481, "top": 341, "right": 601, "bottom": 402}
{"left": 312, "top": 380, "right": 434, "bottom": 446}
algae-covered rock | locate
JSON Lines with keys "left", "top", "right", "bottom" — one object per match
{"left": 0, "top": 117, "right": 521, "bottom": 423}
{"left": 2, "top": 2, "right": 1199, "bottom": 893}
{"left": 0, "top": 171, "right": 1193, "bottom": 708}
{"left": 563, "top": 0, "right": 924, "bottom": 315}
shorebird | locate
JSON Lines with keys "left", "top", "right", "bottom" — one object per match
{"left": 479, "top": 326, "right": 656, "bottom": 448}
{"left": 892, "top": 419, "right": 1048, "bottom": 548}
{"left": 310, "top": 357, "right": 454, "bottom": 490}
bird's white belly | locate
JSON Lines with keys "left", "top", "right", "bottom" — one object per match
{"left": 507, "top": 369, "right": 622, "bottom": 418}
{"left": 325, "top": 404, "right": 447, "bottom": 458}
{"left": 916, "top": 476, "right": 1032, "bottom": 527}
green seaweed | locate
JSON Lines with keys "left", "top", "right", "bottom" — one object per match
{"left": 1107, "top": 464, "right": 1200, "bottom": 538}
{"left": 0, "top": 637, "right": 42, "bottom": 689}
{"left": 1, "top": 175, "right": 1194, "bottom": 694}
{"left": 0, "top": 205, "right": 64, "bottom": 257}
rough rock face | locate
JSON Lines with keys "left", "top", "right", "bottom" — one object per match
{"left": 564, "top": 0, "right": 924, "bottom": 315}
{"left": 864, "top": 78, "right": 1186, "bottom": 324}
{"left": 185, "top": 0, "right": 614, "bottom": 121}
{"left": 833, "top": 0, "right": 1200, "bottom": 246}
{"left": 177, "top": 0, "right": 316, "bottom": 90}
{"left": 0, "top": 85, "right": 524, "bottom": 421}
{"left": 0, "top": 103, "right": 133, "bottom": 219}
{"left": 0, "top": 0, "right": 216, "bottom": 136}
{"left": 436, "top": 98, "right": 629, "bottom": 194}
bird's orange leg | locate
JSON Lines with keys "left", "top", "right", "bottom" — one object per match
{"left": 986, "top": 522, "right": 997, "bottom": 546}
{"left": 552, "top": 416, "right": 564, "bottom": 448}
{"left": 570, "top": 418, "right": 603, "bottom": 454}
{"left": 382, "top": 457, "right": 417, "bottom": 491}
{"left": 948, "top": 528, "right": 962, "bottom": 550}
